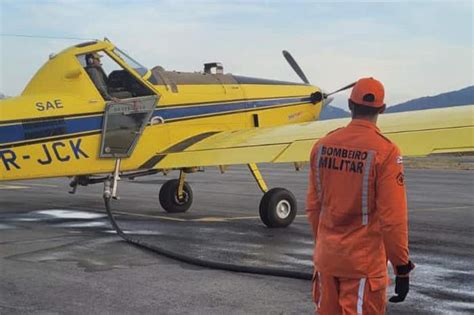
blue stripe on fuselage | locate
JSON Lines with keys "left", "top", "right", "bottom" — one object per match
{"left": 0, "top": 96, "right": 311, "bottom": 145}
{"left": 0, "top": 116, "right": 103, "bottom": 144}
{"left": 154, "top": 96, "right": 310, "bottom": 120}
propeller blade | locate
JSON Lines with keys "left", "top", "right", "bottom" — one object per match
{"left": 324, "top": 82, "right": 357, "bottom": 98}
{"left": 282, "top": 50, "right": 310, "bottom": 84}
{"left": 324, "top": 96, "right": 334, "bottom": 107}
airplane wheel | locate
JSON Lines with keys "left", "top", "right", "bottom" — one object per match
{"left": 159, "top": 179, "right": 193, "bottom": 213}
{"left": 259, "top": 188, "right": 297, "bottom": 228}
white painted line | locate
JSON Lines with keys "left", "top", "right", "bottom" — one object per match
{"left": 192, "top": 217, "right": 227, "bottom": 222}
{"left": 88, "top": 205, "right": 471, "bottom": 225}
{"left": 0, "top": 184, "right": 29, "bottom": 190}
{"left": 118, "top": 212, "right": 308, "bottom": 222}
{"left": 413, "top": 206, "right": 472, "bottom": 212}
{"left": 27, "top": 183, "right": 59, "bottom": 188}
{"left": 36, "top": 210, "right": 106, "bottom": 219}
{"left": 226, "top": 214, "right": 307, "bottom": 221}
{"left": 113, "top": 211, "right": 187, "bottom": 222}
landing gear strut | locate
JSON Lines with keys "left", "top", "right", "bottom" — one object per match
{"left": 248, "top": 163, "right": 297, "bottom": 228}
{"left": 159, "top": 170, "right": 193, "bottom": 213}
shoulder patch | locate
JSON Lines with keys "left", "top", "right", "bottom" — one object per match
{"left": 375, "top": 131, "right": 392, "bottom": 143}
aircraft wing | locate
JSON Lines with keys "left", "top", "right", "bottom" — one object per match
{"left": 148, "top": 105, "right": 474, "bottom": 169}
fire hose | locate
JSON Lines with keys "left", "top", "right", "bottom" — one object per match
{"left": 103, "top": 179, "right": 312, "bottom": 281}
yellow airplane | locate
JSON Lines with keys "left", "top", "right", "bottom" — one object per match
{"left": 1, "top": 39, "right": 473, "bottom": 228}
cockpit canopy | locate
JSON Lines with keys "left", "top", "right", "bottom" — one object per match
{"left": 112, "top": 47, "right": 149, "bottom": 78}
{"left": 76, "top": 44, "right": 154, "bottom": 100}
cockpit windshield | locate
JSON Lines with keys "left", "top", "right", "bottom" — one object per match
{"left": 112, "top": 47, "right": 149, "bottom": 77}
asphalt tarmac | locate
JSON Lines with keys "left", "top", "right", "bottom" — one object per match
{"left": 0, "top": 165, "right": 473, "bottom": 314}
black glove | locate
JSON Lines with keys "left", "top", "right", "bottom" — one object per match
{"left": 389, "top": 276, "right": 409, "bottom": 303}
{"left": 389, "top": 260, "right": 414, "bottom": 303}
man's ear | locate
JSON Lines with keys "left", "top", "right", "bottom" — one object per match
{"left": 379, "top": 104, "right": 386, "bottom": 114}
{"left": 348, "top": 100, "right": 354, "bottom": 111}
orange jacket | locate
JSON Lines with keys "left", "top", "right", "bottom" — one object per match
{"left": 306, "top": 119, "right": 410, "bottom": 278}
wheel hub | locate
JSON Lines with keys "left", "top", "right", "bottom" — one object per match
{"left": 175, "top": 191, "right": 189, "bottom": 205}
{"left": 276, "top": 199, "right": 291, "bottom": 219}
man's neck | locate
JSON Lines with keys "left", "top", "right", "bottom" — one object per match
{"left": 352, "top": 115, "right": 378, "bottom": 124}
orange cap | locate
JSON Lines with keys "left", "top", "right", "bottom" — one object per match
{"left": 349, "top": 77, "right": 385, "bottom": 108}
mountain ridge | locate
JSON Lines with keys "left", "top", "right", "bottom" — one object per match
{"left": 319, "top": 85, "right": 473, "bottom": 120}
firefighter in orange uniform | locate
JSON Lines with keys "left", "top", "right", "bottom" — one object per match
{"left": 306, "top": 78, "right": 414, "bottom": 314}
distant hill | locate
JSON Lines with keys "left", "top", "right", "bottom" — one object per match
{"left": 319, "top": 86, "right": 473, "bottom": 119}
{"left": 386, "top": 86, "right": 473, "bottom": 113}
{"left": 319, "top": 105, "right": 350, "bottom": 120}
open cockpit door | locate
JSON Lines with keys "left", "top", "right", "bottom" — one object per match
{"left": 100, "top": 95, "right": 158, "bottom": 158}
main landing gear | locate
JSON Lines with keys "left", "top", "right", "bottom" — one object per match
{"left": 259, "top": 188, "right": 297, "bottom": 228}
{"left": 159, "top": 170, "right": 193, "bottom": 213}
{"left": 158, "top": 164, "right": 298, "bottom": 228}
{"left": 248, "top": 163, "right": 297, "bottom": 228}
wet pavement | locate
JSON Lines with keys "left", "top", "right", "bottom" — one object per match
{"left": 0, "top": 165, "right": 473, "bottom": 314}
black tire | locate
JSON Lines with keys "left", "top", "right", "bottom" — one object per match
{"left": 159, "top": 179, "right": 193, "bottom": 213}
{"left": 259, "top": 188, "right": 297, "bottom": 228}
{"left": 258, "top": 192, "right": 271, "bottom": 227}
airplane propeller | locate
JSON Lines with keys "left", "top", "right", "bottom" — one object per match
{"left": 282, "top": 50, "right": 310, "bottom": 84}
{"left": 282, "top": 50, "right": 356, "bottom": 105}
{"left": 323, "top": 81, "right": 357, "bottom": 98}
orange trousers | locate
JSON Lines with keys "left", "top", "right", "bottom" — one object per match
{"left": 312, "top": 272, "right": 387, "bottom": 315}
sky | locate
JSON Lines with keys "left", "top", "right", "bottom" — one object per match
{"left": 0, "top": 0, "right": 472, "bottom": 108}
